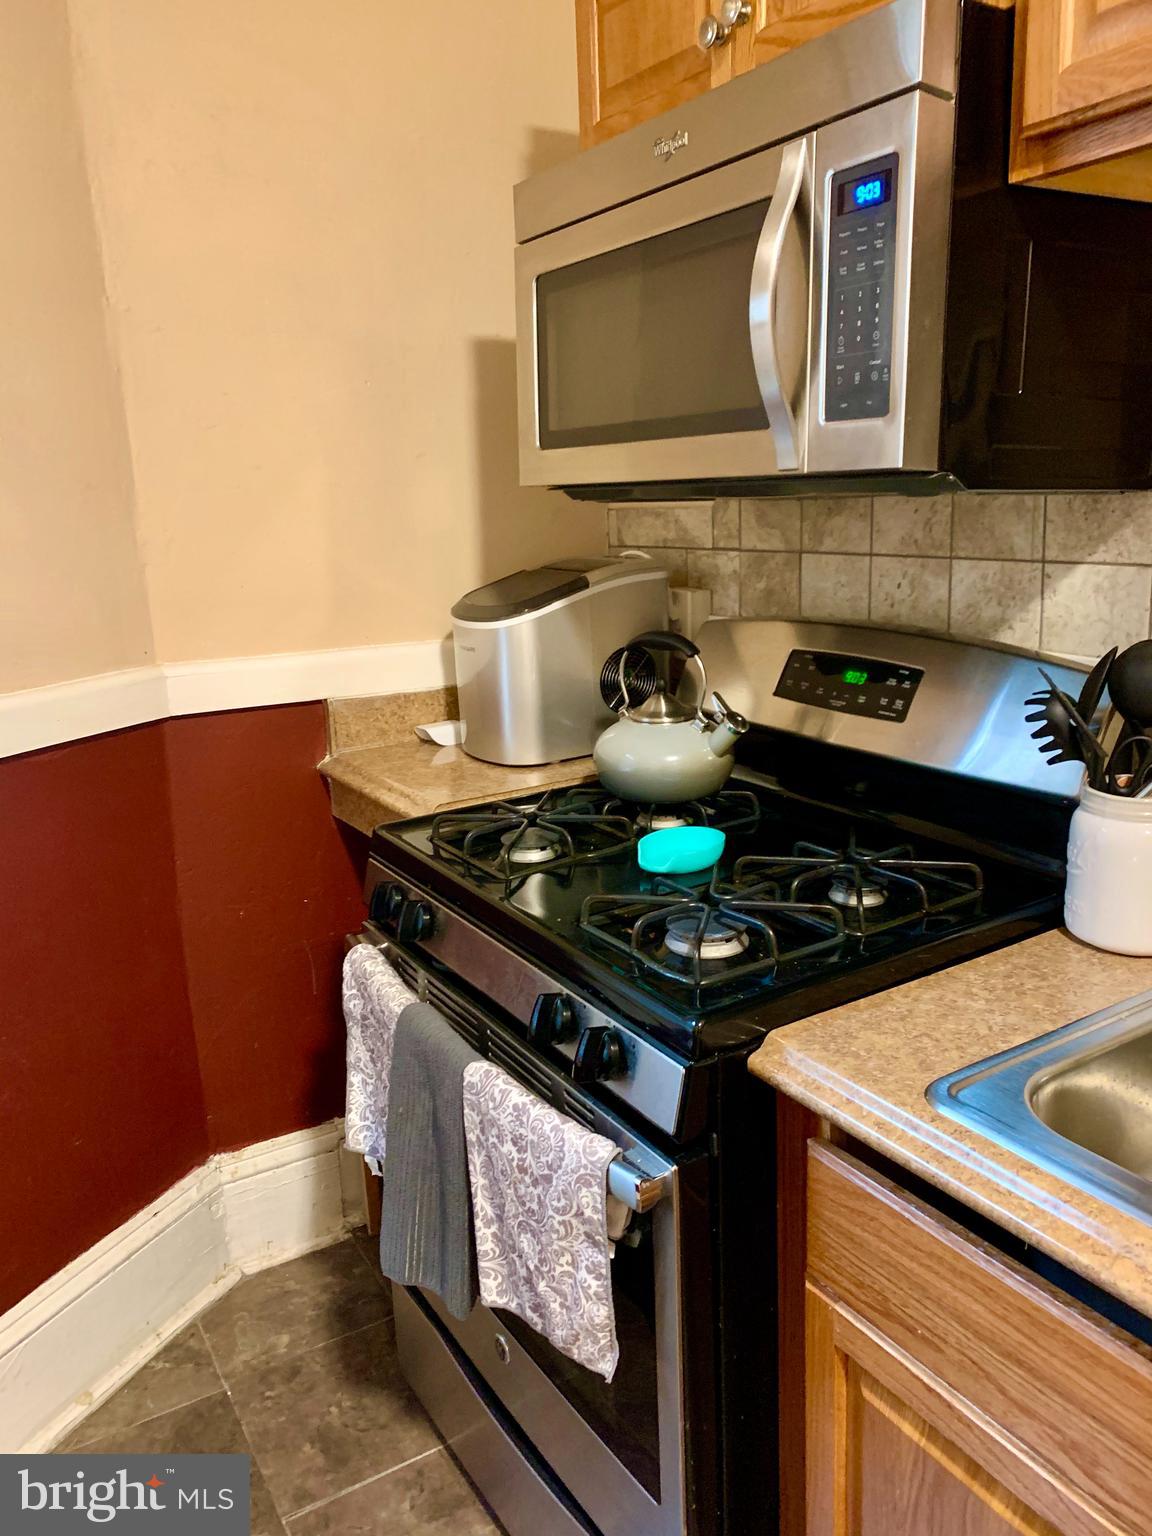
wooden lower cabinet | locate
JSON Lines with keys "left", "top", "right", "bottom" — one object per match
{"left": 804, "top": 1143, "right": 1152, "bottom": 1536}
{"left": 807, "top": 1291, "right": 1064, "bottom": 1535}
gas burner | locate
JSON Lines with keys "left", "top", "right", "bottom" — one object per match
{"left": 829, "top": 875, "right": 886, "bottom": 909}
{"left": 664, "top": 913, "right": 748, "bottom": 960}
{"left": 638, "top": 808, "right": 693, "bottom": 833}
{"left": 501, "top": 827, "right": 562, "bottom": 865}
{"left": 734, "top": 830, "right": 984, "bottom": 935}
{"left": 431, "top": 790, "right": 635, "bottom": 884}
{"left": 607, "top": 788, "right": 763, "bottom": 836}
{"left": 580, "top": 874, "right": 844, "bottom": 992}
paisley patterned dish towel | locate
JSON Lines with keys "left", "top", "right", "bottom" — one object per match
{"left": 462, "top": 1059, "right": 629, "bottom": 1382}
{"left": 342, "top": 944, "right": 418, "bottom": 1171}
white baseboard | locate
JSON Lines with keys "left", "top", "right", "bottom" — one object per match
{"left": 164, "top": 640, "right": 453, "bottom": 719}
{"left": 217, "top": 1122, "right": 349, "bottom": 1275}
{"left": 0, "top": 667, "right": 171, "bottom": 759}
{"left": 0, "top": 639, "right": 453, "bottom": 760}
{"left": 0, "top": 1119, "right": 358, "bottom": 1453}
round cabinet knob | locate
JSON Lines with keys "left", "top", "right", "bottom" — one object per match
{"left": 572, "top": 1026, "right": 626, "bottom": 1084}
{"left": 528, "top": 993, "right": 576, "bottom": 1047}
{"left": 396, "top": 899, "right": 435, "bottom": 943}
{"left": 370, "top": 880, "right": 406, "bottom": 927}
{"left": 719, "top": 0, "right": 751, "bottom": 27}
{"left": 699, "top": 2, "right": 750, "bottom": 47}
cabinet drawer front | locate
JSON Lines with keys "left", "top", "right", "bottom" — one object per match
{"left": 807, "top": 1143, "right": 1152, "bottom": 1536}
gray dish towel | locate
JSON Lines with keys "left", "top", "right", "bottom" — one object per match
{"left": 378, "top": 1001, "right": 481, "bottom": 1321}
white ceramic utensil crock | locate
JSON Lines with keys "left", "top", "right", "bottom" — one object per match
{"left": 1065, "top": 784, "right": 1152, "bottom": 955}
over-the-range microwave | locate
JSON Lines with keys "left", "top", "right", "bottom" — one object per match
{"left": 514, "top": 0, "right": 1152, "bottom": 501}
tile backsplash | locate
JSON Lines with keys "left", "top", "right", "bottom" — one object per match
{"left": 606, "top": 493, "right": 1152, "bottom": 660}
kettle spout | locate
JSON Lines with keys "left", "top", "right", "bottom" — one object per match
{"left": 704, "top": 692, "right": 749, "bottom": 758}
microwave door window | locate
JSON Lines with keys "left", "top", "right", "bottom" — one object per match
{"left": 537, "top": 200, "right": 771, "bottom": 448}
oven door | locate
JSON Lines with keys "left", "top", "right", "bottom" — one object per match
{"left": 515, "top": 134, "right": 815, "bottom": 489}
{"left": 367, "top": 939, "right": 714, "bottom": 1536}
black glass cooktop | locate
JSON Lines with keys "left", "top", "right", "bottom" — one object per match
{"left": 371, "top": 780, "right": 1064, "bottom": 1055}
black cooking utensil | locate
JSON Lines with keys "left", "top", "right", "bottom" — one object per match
{"left": 1025, "top": 669, "right": 1106, "bottom": 783}
{"left": 1108, "top": 639, "right": 1152, "bottom": 733}
{"left": 1097, "top": 642, "right": 1152, "bottom": 790}
{"left": 1106, "top": 732, "right": 1152, "bottom": 795}
{"left": 1076, "top": 645, "right": 1116, "bottom": 724}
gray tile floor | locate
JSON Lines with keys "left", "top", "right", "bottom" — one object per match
{"left": 55, "top": 1230, "right": 503, "bottom": 1535}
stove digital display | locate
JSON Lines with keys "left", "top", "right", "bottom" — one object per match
{"left": 774, "top": 649, "right": 924, "bottom": 722}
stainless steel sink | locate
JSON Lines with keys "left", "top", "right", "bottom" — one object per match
{"left": 928, "top": 989, "right": 1152, "bottom": 1223}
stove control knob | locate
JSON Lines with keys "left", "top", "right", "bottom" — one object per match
{"left": 370, "top": 881, "right": 406, "bottom": 927}
{"left": 528, "top": 993, "right": 576, "bottom": 1047}
{"left": 572, "top": 1026, "right": 626, "bottom": 1084}
{"left": 396, "top": 899, "right": 435, "bottom": 943}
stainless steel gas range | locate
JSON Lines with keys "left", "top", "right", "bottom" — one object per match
{"left": 355, "top": 620, "right": 1087, "bottom": 1536}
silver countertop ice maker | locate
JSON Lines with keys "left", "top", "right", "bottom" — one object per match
{"left": 451, "top": 555, "right": 668, "bottom": 766}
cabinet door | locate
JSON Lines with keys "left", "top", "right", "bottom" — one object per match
{"left": 735, "top": 0, "right": 895, "bottom": 70}
{"left": 577, "top": 0, "right": 712, "bottom": 146}
{"left": 1019, "top": 0, "right": 1152, "bottom": 135}
{"left": 576, "top": 0, "right": 727, "bottom": 148}
{"left": 808, "top": 1287, "right": 1066, "bottom": 1536}
{"left": 1012, "top": 0, "right": 1152, "bottom": 191}
{"left": 806, "top": 1143, "right": 1152, "bottom": 1536}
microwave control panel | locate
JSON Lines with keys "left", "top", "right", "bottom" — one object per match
{"left": 824, "top": 154, "right": 899, "bottom": 422}
{"left": 773, "top": 649, "right": 923, "bottom": 722}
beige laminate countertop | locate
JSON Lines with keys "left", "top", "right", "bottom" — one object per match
{"left": 751, "top": 928, "right": 1152, "bottom": 1317}
{"left": 320, "top": 739, "right": 596, "bottom": 834}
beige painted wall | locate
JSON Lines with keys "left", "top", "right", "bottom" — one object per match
{"left": 0, "top": 0, "right": 152, "bottom": 692}
{"left": 68, "top": 0, "right": 602, "bottom": 665}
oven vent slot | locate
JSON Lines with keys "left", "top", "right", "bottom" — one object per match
{"left": 488, "top": 1032, "right": 554, "bottom": 1100}
{"left": 388, "top": 951, "right": 420, "bottom": 991}
{"left": 422, "top": 976, "right": 488, "bottom": 1052}
{"left": 561, "top": 1090, "right": 596, "bottom": 1130}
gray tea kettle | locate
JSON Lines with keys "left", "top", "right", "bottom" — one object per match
{"left": 593, "top": 631, "right": 748, "bottom": 803}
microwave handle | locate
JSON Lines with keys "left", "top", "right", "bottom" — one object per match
{"left": 749, "top": 138, "right": 809, "bottom": 473}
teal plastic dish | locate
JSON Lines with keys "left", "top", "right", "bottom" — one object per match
{"left": 637, "top": 826, "right": 726, "bottom": 875}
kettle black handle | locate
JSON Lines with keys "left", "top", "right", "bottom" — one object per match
{"left": 617, "top": 630, "right": 708, "bottom": 717}
{"left": 626, "top": 630, "right": 700, "bottom": 658}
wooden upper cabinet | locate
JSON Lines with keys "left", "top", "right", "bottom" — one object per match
{"left": 1020, "top": 0, "right": 1152, "bottom": 133}
{"left": 736, "top": 0, "right": 896, "bottom": 69}
{"left": 574, "top": 0, "right": 1152, "bottom": 198}
{"left": 806, "top": 1143, "right": 1152, "bottom": 1536}
{"left": 576, "top": 0, "right": 720, "bottom": 148}
{"left": 1012, "top": 0, "right": 1152, "bottom": 195}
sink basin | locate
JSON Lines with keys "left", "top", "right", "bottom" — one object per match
{"left": 928, "top": 988, "right": 1152, "bottom": 1223}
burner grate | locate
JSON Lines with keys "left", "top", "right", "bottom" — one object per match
{"left": 733, "top": 830, "right": 984, "bottom": 935}
{"left": 430, "top": 789, "right": 636, "bottom": 885}
{"left": 580, "top": 874, "right": 845, "bottom": 991}
{"left": 605, "top": 787, "right": 762, "bottom": 835}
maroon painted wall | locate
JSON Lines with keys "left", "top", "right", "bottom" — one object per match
{"left": 165, "top": 705, "right": 366, "bottom": 1152}
{"left": 0, "top": 701, "right": 366, "bottom": 1314}
{"left": 0, "top": 725, "right": 207, "bottom": 1312}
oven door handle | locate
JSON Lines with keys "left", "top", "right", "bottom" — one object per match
{"left": 608, "top": 1157, "right": 670, "bottom": 1214}
{"left": 749, "top": 136, "right": 810, "bottom": 474}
